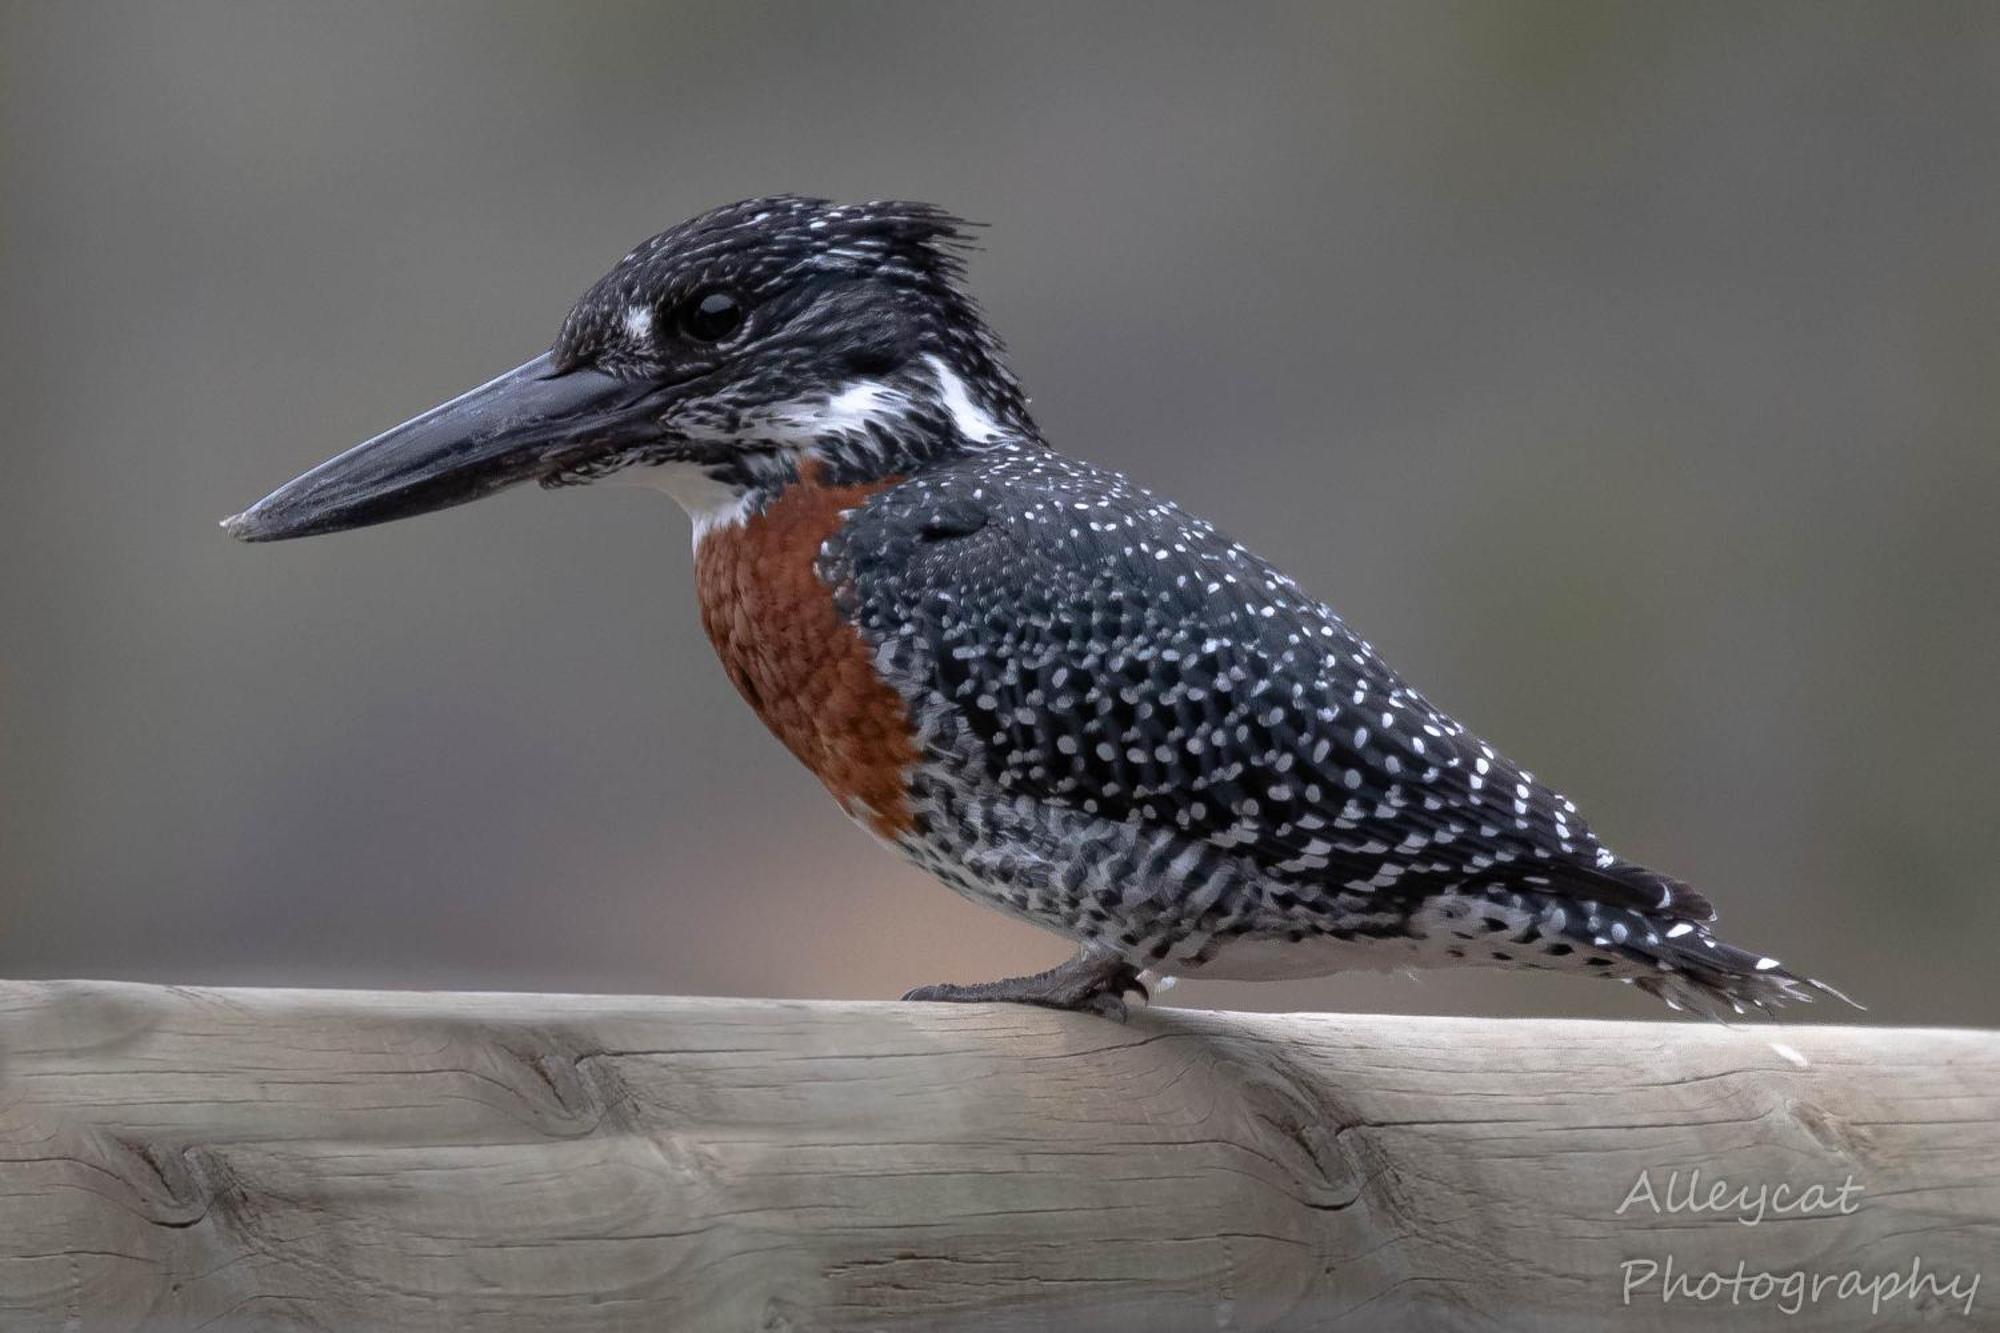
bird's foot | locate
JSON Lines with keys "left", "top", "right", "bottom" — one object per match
{"left": 902, "top": 948, "right": 1148, "bottom": 1020}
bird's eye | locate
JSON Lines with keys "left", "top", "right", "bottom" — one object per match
{"left": 678, "top": 290, "right": 744, "bottom": 343}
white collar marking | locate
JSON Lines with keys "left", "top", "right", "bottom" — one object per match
{"left": 926, "top": 354, "right": 1005, "bottom": 444}
{"left": 616, "top": 359, "right": 1009, "bottom": 546}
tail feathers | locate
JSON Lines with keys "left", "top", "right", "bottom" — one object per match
{"left": 1424, "top": 887, "right": 1859, "bottom": 1021}
{"left": 1625, "top": 920, "right": 1861, "bottom": 1021}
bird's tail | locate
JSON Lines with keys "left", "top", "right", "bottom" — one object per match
{"left": 1424, "top": 889, "right": 1860, "bottom": 1020}
{"left": 1621, "top": 917, "right": 1859, "bottom": 1020}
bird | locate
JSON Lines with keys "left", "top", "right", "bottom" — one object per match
{"left": 225, "top": 195, "right": 1847, "bottom": 1021}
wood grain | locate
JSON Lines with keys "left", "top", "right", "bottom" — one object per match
{"left": 0, "top": 982, "right": 1993, "bottom": 1330}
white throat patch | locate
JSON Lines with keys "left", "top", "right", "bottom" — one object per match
{"left": 607, "top": 461, "right": 754, "bottom": 547}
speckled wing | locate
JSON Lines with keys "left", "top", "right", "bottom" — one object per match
{"left": 832, "top": 448, "right": 1713, "bottom": 924}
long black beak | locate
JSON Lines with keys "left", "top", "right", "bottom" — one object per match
{"left": 222, "top": 351, "right": 659, "bottom": 542}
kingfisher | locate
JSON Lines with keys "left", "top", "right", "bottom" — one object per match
{"left": 226, "top": 196, "right": 1844, "bottom": 1020}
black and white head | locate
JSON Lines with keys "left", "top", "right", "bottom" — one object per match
{"left": 224, "top": 196, "right": 1036, "bottom": 543}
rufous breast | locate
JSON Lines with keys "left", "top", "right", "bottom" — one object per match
{"left": 693, "top": 464, "right": 920, "bottom": 840}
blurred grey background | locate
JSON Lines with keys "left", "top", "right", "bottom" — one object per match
{"left": 3, "top": 2, "right": 1995, "bottom": 1025}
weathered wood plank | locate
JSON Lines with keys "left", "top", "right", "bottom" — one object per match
{"left": 0, "top": 982, "right": 1993, "bottom": 1330}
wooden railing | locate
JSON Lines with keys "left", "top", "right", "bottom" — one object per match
{"left": 1, "top": 982, "right": 1992, "bottom": 1329}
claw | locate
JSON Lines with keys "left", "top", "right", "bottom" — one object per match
{"left": 1075, "top": 991, "right": 1131, "bottom": 1022}
{"left": 900, "top": 948, "right": 1145, "bottom": 1018}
